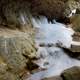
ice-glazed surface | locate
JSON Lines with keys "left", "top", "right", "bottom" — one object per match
{"left": 32, "top": 16, "right": 74, "bottom": 48}
{"left": 26, "top": 16, "right": 80, "bottom": 80}
{"left": 27, "top": 47, "right": 80, "bottom": 80}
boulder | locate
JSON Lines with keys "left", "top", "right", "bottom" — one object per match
{"left": 61, "top": 66, "right": 80, "bottom": 80}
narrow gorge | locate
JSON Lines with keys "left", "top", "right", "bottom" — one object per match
{"left": 0, "top": 0, "right": 80, "bottom": 80}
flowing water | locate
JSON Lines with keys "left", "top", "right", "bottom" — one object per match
{"left": 26, "top": 16, "right": 80, "bottom": 80}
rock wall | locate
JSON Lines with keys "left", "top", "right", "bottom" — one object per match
{"left": 0, "top": 25, "right": 37, "bottom": 80}
{"left": 30, "top": 0, "right": 65, "bottom": 20}
{"left": 0, "top": 0, "right": 71, "bottom": 25}
{"left": 0, "top": 0, "right": 80, "bottom": 26}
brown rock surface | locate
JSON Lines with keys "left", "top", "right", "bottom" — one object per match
{"left": 30, "top": 0, "right": 65, "bottom": 20}
{"left": 0, "top": 0, "right": 67, "bottom": 25}
{"left": 42, "top": 76, "right": 63, "bottom": 80}
{"left": 61, "top": 66, "right": 80, "bottom": 80}
{"left": 0, "top": 26, "right": 37, "bottom": 80}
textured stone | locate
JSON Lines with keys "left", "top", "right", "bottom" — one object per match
{"left": 61, "top": 66, "right": 80, "bottom": 80}
{"left": 30, "top": 0, "right": 65, "bottom": 20}
{"left": 42, "top": 76, "right": 63, "bottom": 80}
{"left": 64, "top": 0, "right": 80, "bottom": 17}
{"left": 0, "top": 27, "right": 37, "bottom": 80}
{"left": 70, "top": 15, "right": 80, "bottom": 32}
{"left": 0, "top": 0, "right": 32, "bottom": 29}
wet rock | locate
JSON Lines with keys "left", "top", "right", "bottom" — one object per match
{"left": 62, "top": 14, "right": 80, "bottom": 57}
{"left": 61, "top": 66, "right": 80, "bottom": 80}
{"left": 69, "top": 46, "right": 80, "bottom": 59}
{"left": 42, "top": 76, "right": 63, "bottom": 80}
{"left": 66, "top": 14, "right": 80, "bottom": 58}
{"left": 70, "top": 45, "right": 80, "bottom": 53}
{"left": 70, "top": 32, "right": 80, "bottom": 57}
{"left": 61, "top": 32, "right": 80, "bottom": 59}
{"left": 61, "top": 47, "right": 80, "bottom": 59}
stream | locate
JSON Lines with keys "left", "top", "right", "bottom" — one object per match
{"left": 26, "top": 16, "right": 80, "bottom": 80}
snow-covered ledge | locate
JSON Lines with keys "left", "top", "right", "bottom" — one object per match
{"left": 71, "top": 41, "right": 80, "bottom": 46}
